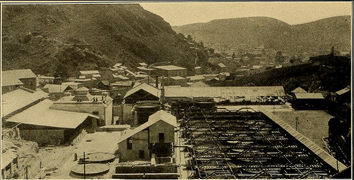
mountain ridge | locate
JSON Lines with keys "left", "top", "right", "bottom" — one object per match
{"left": 173, "top": 15, "right": 351, "bottom": 54}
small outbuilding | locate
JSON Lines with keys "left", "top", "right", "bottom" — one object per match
{"left": 117, "top": 110, "right": 177, "bottom": 162}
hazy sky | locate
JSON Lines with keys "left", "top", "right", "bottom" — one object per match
{"left": 140, "top": 2, "right": 352, "bottom": 26}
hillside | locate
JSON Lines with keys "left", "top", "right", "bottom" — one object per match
{"left": 2, "top": 4, "right": 198, "bottom": 77}
{"left": 173, "top": 16, "right": 351, "bottom": 54}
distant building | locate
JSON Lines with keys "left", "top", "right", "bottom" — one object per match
{"left": 96, "top": 80, "right": 110, "bottom": 90}
{"left": 42, "top": 84, "right": 73, "bottom": 101}
{"left": 50, "top": 87, "right": 113, "bottom": 125}
{"left": 117, "top": 110, "right": 177, "bottom": 162}
{"left": 335, "top": 86, "right": 350, "bottom": 103}
{"left": 79, "top": 70, "right": 100, "bottom": 79}
{"left": 138, "top": 62, "right": 148, "bottom": 67}
{"left": 154, "top": 65, "right": 187, "bottom": 80}
{"left": 1, "top": 150, "right": 18, "bottom": 179}
{"left": 6, "top": 99, "right": 99, "bottom": 146}
{"left": 291, "top": 87, "right": 307, "bottom": 94}
{"left": 2, "top": 69, "right": 37, "bottom": 94}
{"left": 218, "top": 63, "right": 227, "bottom": 72}
{"left": 293, "top": 92, "right": 325, "bottom": 109}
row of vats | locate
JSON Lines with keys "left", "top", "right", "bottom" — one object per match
{"left": 178, "top": 107, "right": 336, "bottom": 179}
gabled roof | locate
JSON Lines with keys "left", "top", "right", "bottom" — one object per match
{"left": 336, "top": 86, "right": 350, "bottom": 96}
{"left": 291, "top": 87, "right": 307, "bottom": 93}
{"left": 43, "top": 84, "right": 72, "bottom": 93}
{"left": 123, "top": 83, "right": 160, "bottom": 99}
{"left": 80, "top": 70, "right": 100, "bottom": 75}
{"left": 6, "top": 99, "right": 99, "bottom": 129}
{"left": 2, "top": 69, "right": 36, "bottom": 86}
{"left": 294, "top": 92, "right": 324, "bottom": 99}
{"left": 99, "top": 80, "right": 110, "bottom": 86}
{"left": 2, "top": 89, "right": 48, "bottom": 117}
{"left": 117, "top": 110, "right": 176, "bottom": 144}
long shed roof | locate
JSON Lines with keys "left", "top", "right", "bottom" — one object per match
{"left": 2, "top": 89, "right": 48, "bottom": 117}
{"left": 6, "top": 99, "right": 99, "bottom": 129}
{"left": 165, "top": 86, "right": 285, "bottom": 98}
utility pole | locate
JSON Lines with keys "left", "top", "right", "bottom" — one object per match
{"left": 295, "top": 117, "right": 299, "bottom": 131}
{"left": 83, "top": 152, "right": 86, "bottom": 179}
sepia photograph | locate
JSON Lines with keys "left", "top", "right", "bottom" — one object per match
{"left": 1, "top": 1, "right": 352, "bottom": 179}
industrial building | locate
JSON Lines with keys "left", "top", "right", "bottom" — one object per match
{"left": 164, "top": 86, "right": 285, "bottom": 104}
{"left": 2, "top": 69, "right": 37, "bottom": 94}
{"left": 173, "top": 104, "right": 347, "bottom": 179}
{"left": 50, "top": 87, "right": 113, "bottom": 125}
{"left": 292, "top": 92, "right": 325, "bottom": 109}
{"left": 117, "top": 110, "right": 177, "bottom": 162}
{"left": 154, "top": 65, "right": 187, "bottom": 85}
{"left": 5, "top": 99, "right": 100, "bottom": 146}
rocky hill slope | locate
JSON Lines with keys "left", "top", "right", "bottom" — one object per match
{"left": 173, "top": 16, "right": 351, "bottom": 54}
{"left": 2, "top": 4, "right": 198, "bottom": 77}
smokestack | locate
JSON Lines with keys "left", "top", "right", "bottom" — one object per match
{"left": 156, "top": 75, "right": 159, "bottom": 89}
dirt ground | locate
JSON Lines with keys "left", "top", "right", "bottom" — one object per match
{"left": 45, "top": 131, "right": 122, "bottom": 179}
{"left": 273, "top": 110, "right": 333, "bottom": 149}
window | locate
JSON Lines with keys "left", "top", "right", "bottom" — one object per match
{"left": 139, "top": 150, "right": 144, "bottom": 159}
{"left": 127, "top": 138, "right": 132, "bottom": 150}
{"left": 159, "top": 133, "right": 165, "bottom": 143}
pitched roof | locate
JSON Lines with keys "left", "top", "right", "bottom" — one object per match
{"left": 154, "top": 65, "right": 186, "bottom": 71}
{"left": 100, "top": 80, "right": 110, "bottom": 86}
{"left": 110, "top": 81, "right": 132, "bottom": 87}
{"left": 336, "top": 86, "right": 350, "bottom": 95}
{"left": 139, "top": 62, "right": 148, "bottom": 66}
{"left": 117, "top": 110, "right": 176, "bottom": 143}
{"left": 80, "top": 70, "right": 99, "bottom": 75}
{"left": 43, "top": 84, "right": 72, "bottom": 93}
{"left": 291, "top": 87, "right": 307, "bottom": 93}
{"left": 6, "top": 99, "right": 99, "bottom": 129}
{"left": 2, "top": 89, "right": 48, "bottom": 117}
{"left": 2, "top": 69, "right": 36, "bottom": 86}
{"left": 123, "top": 83, "right": 160, "bottom": 99}
{"left": 294, "top": 92, "right": 324, "bottom": 99}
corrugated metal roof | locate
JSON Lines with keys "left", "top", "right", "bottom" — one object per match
{"left": 2, "top": 69, "right": 36, "bottom": 86}
{"left": 336, "top": 86, "right": 350, "bottom": 96}
{"left": 6, "top": 99, "right": 99, "bottom": 129}
{"left": 291, "top": 87, "right": 307, "bottom": 93}
{"left": 123, "top": 83, "right": 160, "bottom": 99}
{"left": 2, "top": 89, "right": 48, "bottom": 117}
{"left": 117, "top": 110, "right": 176, "bottom": 144}
{"left": 154, "top": 65, "right": 186, "bottom": 70}
{"left": 295, "top": 93, "right": 324, "bottom": 99}
{"left": 165, "top": 86, "right": 285, "bottom": 98}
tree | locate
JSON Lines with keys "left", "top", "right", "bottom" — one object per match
{"left": 208, "top": 48, "right": 215, "bottom": 55}
{"left": 187, "top": 35, "right": 193, "bottom": 41}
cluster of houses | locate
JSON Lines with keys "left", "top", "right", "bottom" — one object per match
{"left": 1, "top": 63, "right": 351, "bottom": 178}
